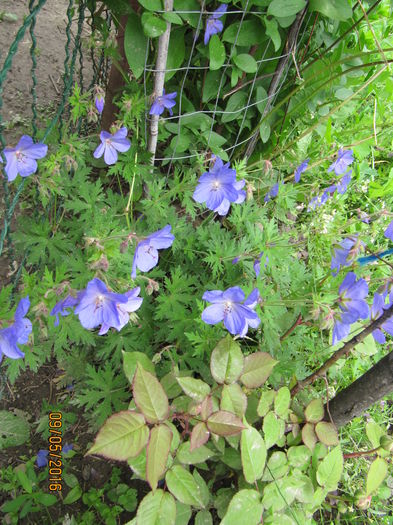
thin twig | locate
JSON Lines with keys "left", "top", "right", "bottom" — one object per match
{"left": 49, "top": 74, "right": 60, "bottom": 95}
{"left": 373, "top": 96, "right": 378, "bottom": 146}
{"left": 357, "top": 0, "right": 389, "bottom": 67}
{"left": 343, "top": 447, "right": 379, "bottom": 459}
{"left": 291, "top": 303, "right": 393, "bottom": 396}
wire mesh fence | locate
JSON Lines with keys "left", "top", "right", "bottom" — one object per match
{"left": 0, "top": 0, "right": 312, "bottom": 292}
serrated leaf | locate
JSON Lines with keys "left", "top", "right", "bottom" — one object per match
{"left": 302, "top": 423, "right": 317, "bottom": 451}
{"left": 221, "top": 383, "right": 247, "bottom": 418}
{"left": 209, "top": 34, "right": 226, "bottom": 71}
{"left": 207, "top": 411, "right": 245, "bottom": 436}
{"left": 124, "top": 13, "right": 148, "bottom": 80}
{"left": 287, "top": 445, "right": 311, "bottom": 469}
{"left": 176, "top": 377, "right": 211, "bottom": 402}
{"left": 0, "top": 411, "right": 30, "bottom": 449}
{"left": 128, "top": 449, "right": 147, "bottom": 480}
{"left": 221, "top": 490, "right": 263, "bottom": 525}
{"left": 136, "top": 489, "right": 176, "bottom": 525}
{"left": 240, "top": 353, "right": 278, "bottom": 388}
{"left": 316, "top": 446, "right": 343, "bottom": 491}
{"left": 268, "top": 0, "right": 306, "bottom": 17}
{"left": 241, "top": 427, "right": 267, "bottom": 483}
{"left": 315, "top": 422, "right": 339, "bottom": 446}
{"left": 141, "top": 12, "right": 167, "bottom": 38}
{"left": 177, "top": 441, "right": 215, "bottom": 464}
{"left": 147, "top": 425, "right": 172, "bottom": 491}
{"left": 133, "top": 365, "right": 169, "bottom": 423}
{"left": 274, "top": 387, "right": 291, "bottom": 419}
{"left": 166, "top": 466, "right": 205, "bottom": 508}
{"left": 190, "top": 422, "right": 210, "bottom": 451}
{"left": 366, "top": 457, "right": 388, "bottom": 496}
{"left": 263, "top": 411, "right": 284, "bottom": 449}
{"left": 87, "top": 411, "right": 149, "bottom": 460}
{"left": 262, "top": 451, "right": 289, "bottom": 481}
{"left": 210, "top": 335, "right": 244, "bottom": 384}
{"left": 305, "top": 398, "right": 324, "bottom": 423}
{"left": 123, "top": 351, "right": 155, "bottom": 384}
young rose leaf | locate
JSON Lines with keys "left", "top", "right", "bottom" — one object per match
{"left": 302, "top": 423, "right": 318, "bottom": 451}
{"left": 177, "top": 441, "right": 215, "bottom": 465}
{"left": 123, "top": 351, "right": 155, "bottom": 384}
{"left": 366, "top": 457, "right": 388, "bottom": 496}
{"left": 190, "top": 422, "right": 210, "bottom": 451}
{"left": 240, "top": 353, "right": 278, "bottom": 388}
{"left": 257, "top": 390, "right": 276, "bottom": 418}
{"left": 200, "top": 396, "right": 214, "bottom": 420}
{"left": 305, "top": 398, "right": 324, "bottom": 423}
{"left": 133, "top": 365, "right": 169, "bottom": 423}
{"left": 87, "top": 411, "right": 149, "bottom": 460}
{"left": 210, "top": 335, "right": 244, "bottom": 384}
{"left": 166, "top": 465, "right": 205, "bottom": 508}
{"left": 316, "top": 446, "right": 343, "bottom": 491}
{"left": 136, "top": 489, "right": 176, "bottom": 525}
{"left": 263, "top": 411, "right": 284, "bottom": 449}
{"left": 274, "top": 387, "right": 291, "bottom": 419}
{"left": 206, "top": 411, "right": 245, "bottom": 436}
{"left": 241, "top": 427, "right": 267, "bottom": 483}
{"left": 315, "top": 422, "right": 339, "bottom": 446}
{"left": 146, "top": 424, "right": 173, "bottom": 491}
{"left": 176, "top": 377, "right": 211, "bottom": 402}
{"left": 221, "top": 489, "right": 263, "bottom": 525}
{"left": 220, "top": 383, "right": 247, "bottom": 418}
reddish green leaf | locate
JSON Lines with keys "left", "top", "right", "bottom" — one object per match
{"left": 87, "top": 411, "right": 148, "bottom": 460}
{"left": 206, "top": 411, "right": 245, "bottom": 437}
{"left": 176, "top": 377, "right": 211, "bottom": 402}
{"left": 123, "top": 351, "right": 155, "bottom": 384}
{"left": 315, "top": 422, "right": 339, "bottom": 446}
{"left": 133, "top": 365, "right": 169, "bottom": 423}
{"left": 305, "top": 398, "right": 324, "bottom": 423}
{"left": 240, "top": 353, "right": 278, "bottom": 389}
{"left": 190, "top": 422, "right": 210, "bottom": 451}
{"left": 210, "top": 335, "right": 244, "bottom": 384}
{"left": 147, "top": 425, "right": 173, "bottom": 491}
{"left": 302, "top": 423, "right": 317, "bottom": 451}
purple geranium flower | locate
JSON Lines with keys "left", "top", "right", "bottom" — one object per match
{"left": 232, "top": 256, "right": 240, "bottom": 265}
{"left": 337, "top": 272, "right": 369, "bottom": 324}
{"left": 254, "top": 252, "right": 268, "bottom": 277}
{"left": 74, "top": 278, "right": 142, "bottom": 335}
{"left": 193, "top": 157, "right": 240, "bottom": 214}
{"left": 328, "top": 149, "right": 354, "bottom": 176}
{"left": 93, "top": 127, "right": 131, "bottom": 165}
{"left": 332, "top": 313, "right": 351, "bottom": 345}
{"left": 201, "top": 286, "right": 261, "bottom": 337}
{"left": 149, "top": 89, "right": 177, "bottom": 116}
{"left": 95, "top": 95, "right": 104, "bottom": 115}
{"left": 2, "top": 135, "right": 48, "bottom": 182}
{"left": 62, "top": 443, "right": 74, "bottom": 454}
{"left": 336, "top": 170, "right": 352, "bottom": 194}
{"left": 370, "top": 292, "right": 393, "bottom": 344}
{"left": 0, "top": 297, "right": 32, "bottom": 363}
{"left": 384, "top": 220, "right": 393, "bottom": 242}
{"left": 204, "top": 4, "right": 227, "bottom": 45}
{"left": 50, "top": 295, "right": 79, "bottom": 326}
{"left": 294, "top": 159, "right": 309, "bottom": 183}
{"left": 213, "top": 179, "right": 246, "bottom": 215}
{"left": 36, "top": 449, "right": 49, "bottom": 468}
{"left": 331, "top": 236, "right": 364, "bottom": 277}
{"left": 264, "top": 182, "right": 283, "bottom": 203}
{"left": 131, "top": 225, "right": 175, "bottom": 279}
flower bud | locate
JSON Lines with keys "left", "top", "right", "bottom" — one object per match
{"left": 354, "top": 492, "right": 371, "bottom": 510}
